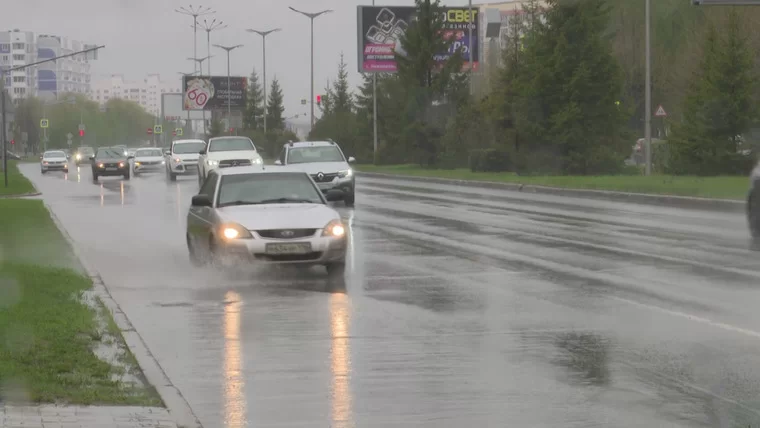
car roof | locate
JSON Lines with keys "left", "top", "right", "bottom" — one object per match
{"left": 44, "top": 150, "right": 66, "bottom": 155}
{"left": 173, "top": 139, "right": 205, "bottom": 144}
{"left": 213, "top": 165, "right": 310, "bottom": 177}
{"left": 287, "top": 140, "right": 337, "bottom": 148}
{"left": 209, "top": 136, "right": 252, "bottom": 141}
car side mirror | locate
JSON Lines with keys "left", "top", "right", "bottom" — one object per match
{"left": 127, "top": 155, "right": 134, "bottom": 159}
{"left": 191, "top": 194, "right": 212, "bottom": 207}
{"left": 274, "top": 159, "right": 282, "bottom": 165}
{"left": 89, "top": 156, "right": 95, "bottom": 160}
{"left": 348, "top": 156, "right": 356, "bottom": 163}
{"left": 164, "top": 150, "right": 171, "bottom": 156}
{"left": 199, "top": 149, "right": 206, "bottom": 155}
{"left": 325, "top": 189, "right": 343, "bottom": 202}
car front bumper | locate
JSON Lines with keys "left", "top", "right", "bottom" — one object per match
{"left": 93, "top": 166, "right": 129, "bottom": 176}
{"left": 315, "top": 177, "right": 355, "bottom": 197}
{"left": 216, "top": 235, "right": 347, "bottom": 265}
{"left": 134, "top": 162, "right": 165, "bottom": 173}
{"left": 41, "top": 163, "right": 68, "bottom": 171}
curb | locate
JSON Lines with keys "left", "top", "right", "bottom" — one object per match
{"left": 357, "top": 171, "right": 747, "bottom": 213}
{"left": 44, "top": 204, "right": 203, "bottom": 428}
{"left": 0, "top": 192, "right": 42, "bottom": 199}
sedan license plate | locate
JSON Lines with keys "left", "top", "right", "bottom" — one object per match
{"left": 265, "top": 243, "right": 311, "bottom": 255}
{"left": 105, "top": 167, "right": 117, "bottom": 171}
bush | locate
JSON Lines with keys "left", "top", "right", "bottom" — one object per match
{"left": 469, "top": 149, "right": 511, "bottom": 172}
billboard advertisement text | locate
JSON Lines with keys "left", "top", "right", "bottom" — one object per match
{"left": 357, "top": 6, "right": 480, "bottom": 73}
{"left": 182, "top": 75, "right": 247, "bottom": 111}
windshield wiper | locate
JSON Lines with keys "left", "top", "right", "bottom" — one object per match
{"left": 218, "top": 200, "right": 258, "bottom": 207}
{"left": 258, "top": 197, "right": 315, "bottom": 204}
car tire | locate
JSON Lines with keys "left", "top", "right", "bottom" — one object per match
{"left": 123, "top": 172, "right": 130, "bottom": 180}
{"left": 41, "top": 169, "right": 46, "bottom": 174}
{"left": 344, "top": 192, "right": 355, "bottom": 207}
{"left": 325, "top": 262, "right": 346, "bottom": 277}
{"left": 187, "top": 234, "right": 206, "bottom": 267}
{"left": 169, "top": 171, "right": 177, "bottom": 182}
{"left": 92, "top": 173, "right": 98, "bottom": 182}
{"left": 749, "top": 189, "right": 760, "bottom": 239}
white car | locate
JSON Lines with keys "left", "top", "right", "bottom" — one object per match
{"left": 132, "top": 148, "right": 166, "bottom": 176}
{"left": 165, "top": 139, "right": 206, "bottom": 181}
{"left": 275, "top": 140, "right": 356, "bottom": 206}
{"left": 197, "top": 136, "right": 263, "bottom": 185}
{"left": 186, "top": 166, "right": 347, "bottom": 275}
{"left": 40, "top": 150, "right": 69, "bottom": 174}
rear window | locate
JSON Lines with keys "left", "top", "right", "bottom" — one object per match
{"left": 43, "top": 151, "right": 65, "bottom": 158}
{"left": 208, "top": 138, "right": 255, "bottom": 152}
{"left": 136, "top": 149, "right": 163, "bottom": 157}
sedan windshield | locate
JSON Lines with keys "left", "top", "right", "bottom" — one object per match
{"left": 287, "top": 146, "right": 344, "bottom": 164}
{"left": 173, "top": 142, "right": 205, "bottom": 154}
{"left": 209, "top": 138, "right": 255, "bottom": 152}
{"left": 96, "top": 148, "right": 125, "bottom": 159}
{"left": 136, "top": 149, "right": 162, "bottom": 157}
{"left": 78, "top": 147, "right": 94, "bottom": 155}
{"left": 217, "top": 173, "right": 323, "bottom": 207}
{"left": 43, "top": 151, "right": 65, "bottom": 158}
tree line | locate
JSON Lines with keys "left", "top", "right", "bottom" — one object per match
{"left": 307, "top": 0, "right": 759, "bottom": 176}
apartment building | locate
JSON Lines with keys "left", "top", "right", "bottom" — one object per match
{"left": 89, "top": 74, "right": 181, "bottom": 117}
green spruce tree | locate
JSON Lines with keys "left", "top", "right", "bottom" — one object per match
{"left": 266, "top": 77, "right": 285, "bottom": 131}
{"left": 332, "top": 53, "right": 354, "bottom": 114}
{"left": 244, "top": 69, "right": 264, "bottom": 130}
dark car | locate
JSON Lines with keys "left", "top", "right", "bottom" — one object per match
{"left": 75, "top": 146, "right": 95, "bottom": 165}
{"left": 749, "top": 161, "right": 760, "bottom": 239}
{"left": 91, "top": 147, "right": 131, "bottom": 182}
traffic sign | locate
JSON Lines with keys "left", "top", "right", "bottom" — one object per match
{"left": 147, "top": 127, "right": 153, "bottom": 135}
{"left": 40, "top": 119, "right": 49, "bottom": 128}
{"left": 154, "top": 125, "right": 163, "bottom": 134}
{"left": 172, "top": 131, "right": 177, "bottom": 137}
{"left": 66, "top": 132, "right": 73, "bottom": 140}
{"left": 655, "top": 105, "right": 667, "bottom": 117}
{"left": 175, "top": 128, "right": 183, "bottom": 136}
{"left": 78, "top": 123, "right": 85, "bottom": 131}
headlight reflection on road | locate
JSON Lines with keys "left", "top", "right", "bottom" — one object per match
{"left": 120, "top": 181, "right": 124, "bottom": 206}
{"left": 176, "top": 183, "right": 182, "bottom": 222}
{"left": 99, "top": 184, "right": 104, "bottom": 208}
{"left": 76, "top": 166, "right": 81, "bottom": 183}
{"left": 223, "top": 290, "right": 246, "bottom": 428}
{"left": 330, "top": 292, "right": 353, "bottom": 428}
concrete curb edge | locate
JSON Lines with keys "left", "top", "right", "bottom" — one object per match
{"left": 357, "top": 171, "right": 747, "bottom": 212}
{"left": 0, "top": 192, "right": 42, "bottom": 199}
{"left": 44, "top": 203, "right": 203, "bottom": 428}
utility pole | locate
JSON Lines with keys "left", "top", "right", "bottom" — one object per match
{"left": 372, "top": 0, "right": 378, "bottom": 164}
{"left": 644, "top": 0, "right": 652, "bottom": 175}
{"left": 246, "top": 28, "right": 281, "bottom": 134}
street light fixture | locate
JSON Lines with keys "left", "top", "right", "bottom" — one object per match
{"left": 246, "top": 28, "right": 281, "bottom": 133}
{"left": 175, "top": 5, "right": 215, "bottom": 75}
{"left": 199, "top": 18, "right": 227, "bottom": 75}
{"left": 288, "top": 6, "right": 333, "bottom": 129}
{"left": 213, "top": 44, "right": 243, "bottom": 134}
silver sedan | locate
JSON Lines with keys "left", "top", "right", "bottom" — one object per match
{"left": 186, "top": 166, "right": 348, "bottom": 276}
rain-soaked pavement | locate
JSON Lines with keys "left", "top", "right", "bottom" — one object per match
{"left": 18, "top": 162, "right": 760, "bottom": 428}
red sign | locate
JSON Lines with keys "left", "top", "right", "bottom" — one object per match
{"left": 172, "top": 131, "right": 177, "bottom": 136}
{"left": 147, "top": 127, "right": 153, "bottom": 135}
{"left": 10, "top": 139, "right": 14, "bottom": 145}
{"left": 79, "top": 130, "right": 85, "bottom": 137}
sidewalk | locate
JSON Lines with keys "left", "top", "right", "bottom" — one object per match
{"left": 1, "top": 403, "right": 177, "bottom": 428}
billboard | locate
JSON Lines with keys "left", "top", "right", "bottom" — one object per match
{"left": 182, "top": 75, "right": 247, "bottom": 111}
{"left": 357, "top": 6, "right": 480, "bottom": 73}
{"left": 161, "top": 93, "right": 207, "bottom": 122}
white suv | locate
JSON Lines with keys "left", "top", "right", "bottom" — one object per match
{"left": 274, "top": 140, "right": 356, "bottom": 206}
{"left": 198, "top": 136, "right": 263, "bottom": 185}
{"left": 165, "top": 139, "right": 206, "bottom": 181}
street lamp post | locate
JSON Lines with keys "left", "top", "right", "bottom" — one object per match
{"left": 644, "top": 0, "right": 652, "bottom": 175}
{"left": 213, "top": 44, "right": 243, "bottom": 134}
{"left": 288, "top": 6, "right": 333, "bottom": 129}
{"left": 175, "top": 5, "right": 214, "bottom": 75}
{"left": 200, "top": 19, "right": 227, "bottom": 76}
{"left": 246, "top": 28, "right": 280, "bottom": 134}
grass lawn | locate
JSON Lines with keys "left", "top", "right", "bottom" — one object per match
{"left": 0, "top": 199, "right": 162, "bottom": 406}
{"left": 0, "top": 161, "right": 36, "bottom": 196}
{"left": 355, "top": 164, "right": 750, "bottom": 201}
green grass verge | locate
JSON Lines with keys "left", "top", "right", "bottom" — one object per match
{"left": 355, "top": 164, "right": 750, "bottom": 201}
{"left": 0, "top": 199, "right": 162, "bottom": 406}
{"left": 0, "top": 161, "right": 36, "bottom": 196}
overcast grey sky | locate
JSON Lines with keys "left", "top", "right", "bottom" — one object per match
{"left": 3, "top": 0, "right": 468, "bottom": 122}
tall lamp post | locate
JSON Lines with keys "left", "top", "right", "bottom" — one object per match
{"left": 213, "top": 44, "right": 243, "bottom": 134}
{"left": 175, "top": 5, "right": 214, "bottom": 75}
{"left": 288, "top": 6, "right": 333, "bottom": 129}
{"left": 200, "top": 18, "right": 227, "bottom": 76}
{"left": 188, "top": 56, "right": 212, "bottom": 134}
{"left": 246, "top": 28, "right": 280, "bottom": 134}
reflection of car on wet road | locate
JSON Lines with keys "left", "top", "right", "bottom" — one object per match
{"left": 186, "top": 166, "right": 347, "bottom": 275}
{"left": 275, "top": 140, "right": 356, "bottom": 207}
{"left": 132, "top": 148, "right": 165, "bottom": 176}
{"left": 75, "top": 146, "right": 95, "bottom": 165}
{"left": 748, "top": 160, "right": 760, "bottom": 239}
{"left": 197, "top": 136, "right": 263, "bottom": 185}
{"left": 165, "top": 139, "right": 206, "bottom": 181}
{"left": 91, "top": 147, "right": 130, "bottom": 182}
{"left": 40, "top": 150, "right": 69, "bottom": 174}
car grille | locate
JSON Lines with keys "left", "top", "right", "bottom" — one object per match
{"left": 103, "top": 162, "right": 121, "bottom": 168}
{"left": 219, "top": 159, "right": 251, "bottom": 168}
{"left": 139, "top": 160, "right": 161, "bottom": 165}
{"left": 311, "top": 172, "right": 339, "bottom": 183}
{"left": 254, "top": 252, "right": 323, "bottom": 262}
{"left": 256, "top": 229, "right": 317, "bottom": 239}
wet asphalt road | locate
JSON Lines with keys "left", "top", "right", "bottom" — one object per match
{"left": 18, "top": 162, "right": 760, "bottom": 428}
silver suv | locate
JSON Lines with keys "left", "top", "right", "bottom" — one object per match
{"left": 274, "top": 140, "right": 356, "bottom": 206}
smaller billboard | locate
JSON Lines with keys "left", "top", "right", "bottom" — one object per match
{"left": 161, "top": 93, "right": 206, "bottom": 121}
{"left": 182, "top": 75, "right": 247, "bottom": 111}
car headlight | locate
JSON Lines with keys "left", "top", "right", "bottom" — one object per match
{"left": 252, "top": 158, "right": 263, "bottom": 164}
{"left": 338, "top": 169, "right": 353, "bottom": 178}
{"left": 43, "top": 161, "right": 48, "bottom": 165}
{"left": 207, "top": 159, "right": 218, "bottom": 166}
{"left": 135, "top": 162, "right": 141, "bottom": 166}
{"left": 322, "top": 219, "right": 346, "bottom": 237}
{"left": 75, "top": 154, "right": 81, "bottom": 160}
{"left": 119, "top": 162, "right": 125, "bottom": 168}
{"left": 220, "top": 223, "right": 253, "bottom": 240}
{"left": 174, "top": 157, "right": 182, "bottom": 163}
{"left": 98, "top": 163, "right": 105, "bottom": 168}
{"left": 161, "top": 160, "right": 166, "bottom": 165}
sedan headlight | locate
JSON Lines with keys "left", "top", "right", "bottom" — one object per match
{"left": 207, "top": 159, "right": 218, "bottom": 166}
{"left": 118, "top": 162, "right": 125, "bottom": 168}
{"left": 75, "top": 154, "right": 81, "bottom": 160}
{"left": 161, "top": 160, "right": 166, "bottom": 165}
{"left": 173, "top": 157, "right": 182, "bottom": 163}
{"left": 135, "top": 162, "right": 142, "bottom": 166}
{"left": 220, "top": 223, "right": 253, "bottom": 240}
{"left": 98, "top": 163, "right": 105, "bottom": 168}
{"left": 322, "top": 219, "right": 346, "bottom": 238}
{"left": 338, "top": 169, "right": 353, "bottom": 178}
{"left": 252, "top": 158, "right": 263, "bottom": 164}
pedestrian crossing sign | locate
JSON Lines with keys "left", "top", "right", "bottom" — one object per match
{"left": 154, "top": 125, "right": 163, "bottom": 134}
{"left": 40, "top": 119, "right": 49, "bottom": 128}
{"left": 175, "top": 128, "right": 183, "bottom": 136}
